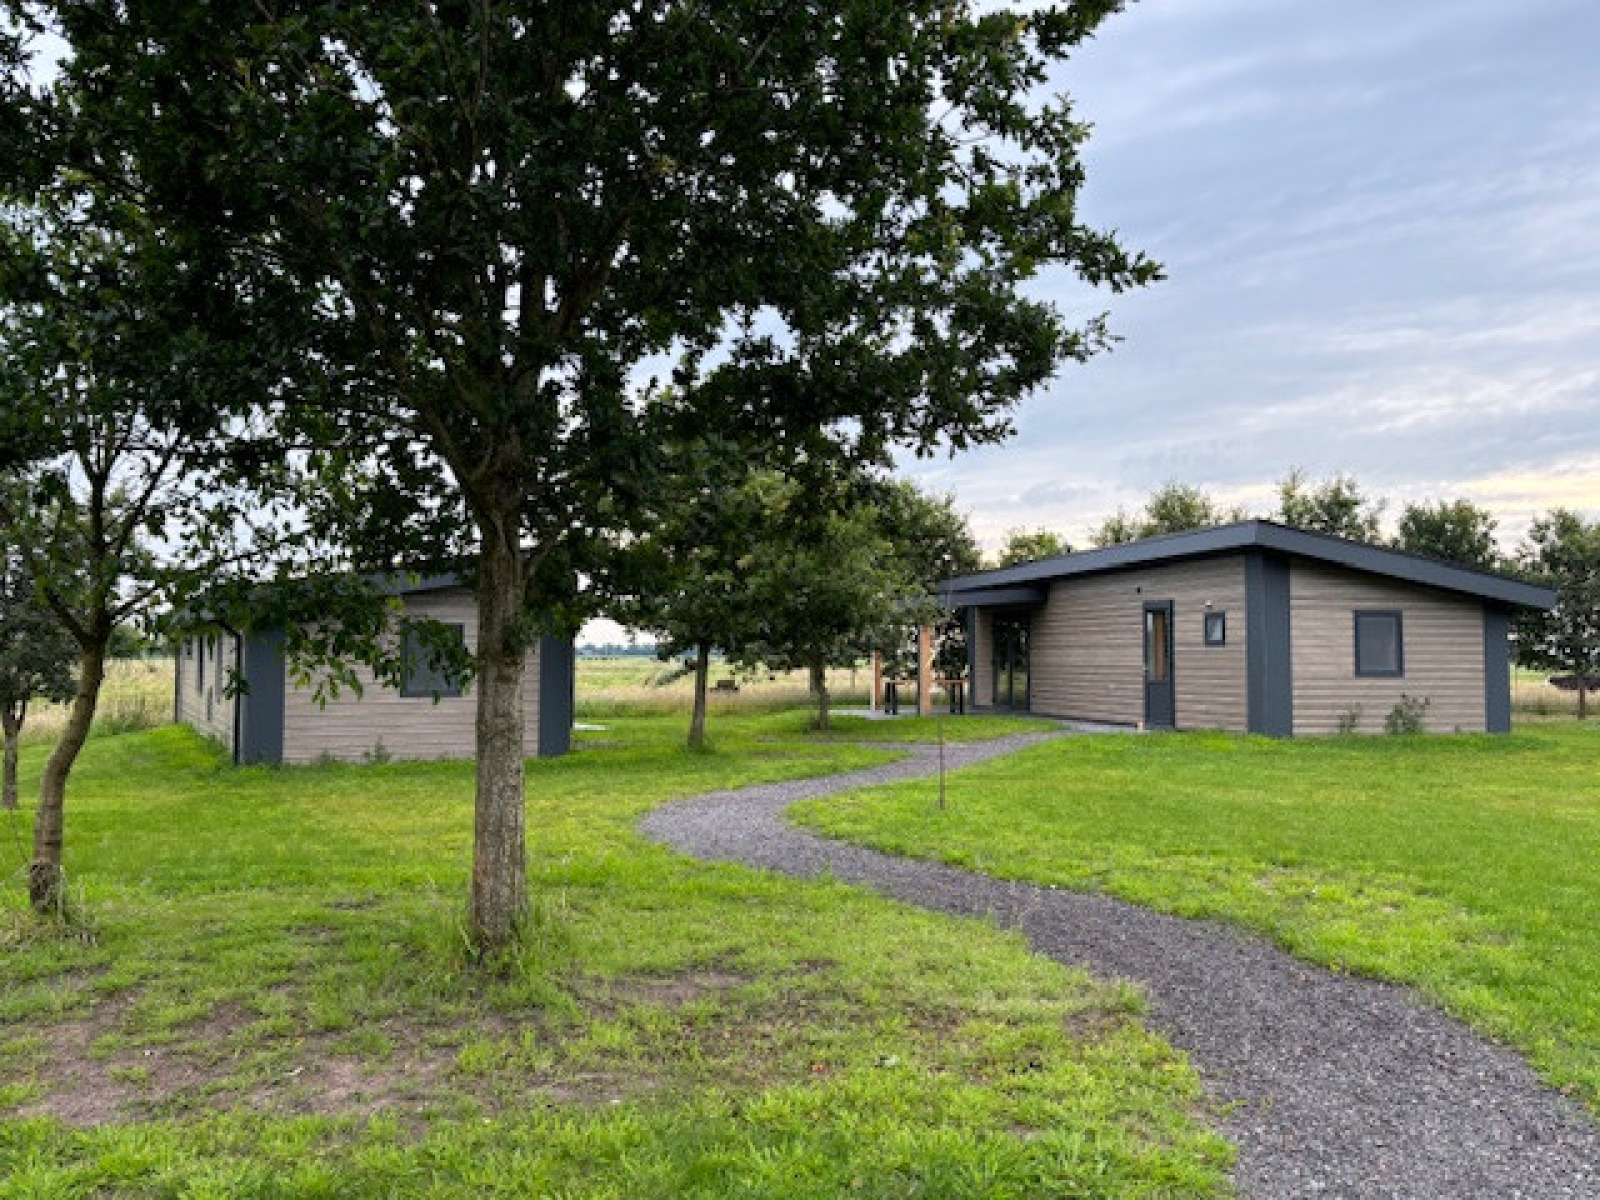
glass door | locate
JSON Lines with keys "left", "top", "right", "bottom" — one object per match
{"left": 990, "top": 615, "right": 1032, "bottom": 711}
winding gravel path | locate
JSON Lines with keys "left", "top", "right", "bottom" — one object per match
{"left": 641, "top": 732, "right": 1600, "bottom": 1200}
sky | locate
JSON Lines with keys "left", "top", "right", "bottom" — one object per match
{"left": 900, "top": 0, "right": 1600, "bottom": 554}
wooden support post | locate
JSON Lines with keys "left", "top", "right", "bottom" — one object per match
{"left": 917, "top": 625, "right": 933, "bottom": 717}
{"left": 871, "top": 650, "right": 883, "bottom": 712}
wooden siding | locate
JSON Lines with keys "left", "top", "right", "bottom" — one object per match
{"left": 1290, "top": 560, "right": 1485, "bottom": 734}
{"left": 176, "top": 632, "right": 238, "bottom": 752}
{"left": 280, "top": 589, "right": 545, "bottom": 764}
{"left": 1029, "top": 555, "right": 1249, "bottom": 730}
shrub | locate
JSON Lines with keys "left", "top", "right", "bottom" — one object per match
{"left": 1336, "top": 706, "right": 1363, "bottom": 735}
{"left": 1384, "top": 694, "right": 1431, "bottom": 735}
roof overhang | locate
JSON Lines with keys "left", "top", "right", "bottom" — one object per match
{"left": 939, "top": 584, "right": 1046, "bottom": 609}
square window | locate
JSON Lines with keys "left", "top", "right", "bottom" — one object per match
{"left": 1203, "top": 611, "right": 1227, "bottom": 646}
{"left": 1354, "top": 610, "right": 1404, "bottom": 677}
{"left": 401, "top": 623, "right": 467, "bottom": 698}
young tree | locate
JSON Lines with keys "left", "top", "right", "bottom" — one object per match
{"left": 995, "top": 527, "right": 1071, "bottom": 566}
{"left": 609, "top": 443, "right": 774, "bottom": 750}
{"left": 17, "top": 3, "right": 1159, "bottom": 951}
{"left": 1274, "top": 469, "right": 1384, "bottom": 541}
{"left": 1394, "top": 499, "right": 1501, "bottom": 570}
{"left": 1516, "top": 510, "right": 1600, "bottom": 719}
{"left": 0, "top": 547, "right": 75, "bottom": 809}
{"left": 740, "top": 501, "right": 914, "bottom": 732}
{"left": 0, "top": 199, "right": 251, "bottom": 913}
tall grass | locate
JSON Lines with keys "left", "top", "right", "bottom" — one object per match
{"left": 20, "top": 658, "right": 173, "bottom": 745}
{"left": 1512, "top": 670, "right": 1586, "bottom": 719}
{"left": 576, "top": 657, "right": 871, "bottom": 718}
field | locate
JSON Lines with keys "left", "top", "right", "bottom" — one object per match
{"left": 794, "top": 722, "right": 1600, "bottom": 1112}
{"left": 575, "top": 654, "right": 879, "bottom": 719}
{"left": 0, "top": 715, "right": 1226, "bottom": 1198}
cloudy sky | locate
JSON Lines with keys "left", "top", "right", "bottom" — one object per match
{"left": 902, "top": 0, "right": 1600, "bottom": 552}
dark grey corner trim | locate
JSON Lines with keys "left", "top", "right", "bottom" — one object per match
{"left": 538, "top": 635, "right": 575, "bottom": 758}
{"left": 1246, "top": 550, "right": 1294, "bottom": 736}
{"left": 1483, "top": 605, "right": 1512, "bottom": 734}
{"left": 237, "top": 628, "right": 286, "bottom": 766}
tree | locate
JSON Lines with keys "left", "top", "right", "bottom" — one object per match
{"left": 995, "top": 527, "right": 1070, "bottom": 566}
{"left": 0, "top": 546, "right": 75, "bottom": 809}
{"left": 609, "top": 443, "right": 774, "bottom": 750}
{"left": 739, "top": 500, "right": 914, "bottom": 732}
{"left": 1090, "top": 509, "right": 1144, "bottom": 547}
{"left": 1274, "top": 469, "right": 1384, "bottom": 541}
{"left": 1090, "top": 482, "right": 1242, "bottom": 547}
{"left": 17, "top": 2, "right": 1159, "bottom": 951}
{"left": 869, "top": 478, "right": 982, "bottom": 685}
{"left": 0, "top": 197, "right": 253, "bottom": 913}
{"left": 1394, "top": 500, "right": 1501, "bottom": 570}
{"left": 1515, "top": 510, "right": 1600, "bottom": 719}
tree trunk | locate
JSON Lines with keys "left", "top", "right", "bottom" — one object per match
{"left": 30, "top": 641, "right": 107, "bottom": 914}
{"left": 1580, "top": 682, "right": 1589, "bottom": 721}
{"left": 811, "top": 659, "right": 830, "bottom": 731}
{"left": 470, "top": 523, "right": 529, "bottom": 955}
{"left": 688, "top": 641, "right": 711, "bottom": 750}
{"left": 2, "top": 705, "right": 20, "bottom": 811}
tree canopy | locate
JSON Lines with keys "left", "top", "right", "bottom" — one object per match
{"left": 995, "top": 527, "right": 1071, "bottom": 566}
{"left": 1091, "top": 483, "right": 1243, "bottom": 546}
{"left": 7, "top": 1, "right": 1158, "bottom": 950}
{"left": 1394, "top": 499, "right": 1501, "bottom": 570}
{"left": 1273, "top": 469, "right": 1383, "bottom": 541}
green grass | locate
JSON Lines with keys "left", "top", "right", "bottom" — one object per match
{"left": 0, "top": 720, "right": 1229, "bottom": 1198}
{"left": 585, "top": 709, "right": 1059, "bottom": 746}
{"left": 794, "top": 723, "right": 1600, "bottom": 1111}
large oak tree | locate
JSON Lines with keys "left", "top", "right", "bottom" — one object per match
{"left": 8, "top": 1, "right": 1159, "bottom": 951}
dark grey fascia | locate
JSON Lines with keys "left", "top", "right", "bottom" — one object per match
{"left": 537, "top": 635, "right": 575, "bottom": 758}
{"left": 1245, "top": 550, "right": 1293, "bottom": 736}
{"left": 1483, "top": 605, "right": 1512, "bottom": 734}
{"left": 237, "top": 627, "right": 286, "bottom": 765}
{"left": 942, "top": 520, "right": 1557, "bottom": 611}
{"left": 939, "top": 584, "right": 1047, "bottom": 609}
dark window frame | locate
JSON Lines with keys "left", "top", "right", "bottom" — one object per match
{"left": 400, "top": 623, "right": 468, "bottom": 699}
{"left": 1353, "top": 609, "right": 1405, "bottom": 678}
{"left": 1203, "top": 610, "right": 1227, "bottom": 647}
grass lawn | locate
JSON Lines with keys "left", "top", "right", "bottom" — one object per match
{"left": 0, "top": 717, "right": 1229, "bottom": 1198}
{"left": 794, "top": 723, "right": 1600, "bottom": 1113}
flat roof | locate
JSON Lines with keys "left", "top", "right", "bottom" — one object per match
{"left": 941, "top": 520, "right": 1556, "bottom": 610}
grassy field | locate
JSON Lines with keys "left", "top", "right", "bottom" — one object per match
{"left": 794, "top": 723, "right": 1600, "bottom": 1113}
{"left": 575, "top": 655, "right": 881, "bottom": 719}
{"left": 0, "top": 717, "right": 1228, "bottom": 1198}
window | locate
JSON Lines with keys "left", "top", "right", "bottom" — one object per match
{"left": 1354, "top": 610, "right": 1404, "bottom": 677}
{"left": 400, "top": 623, "right": 467, "bottom": 698}
{"left": 1203, "top": 611, "right": 1227, "bottom": 646}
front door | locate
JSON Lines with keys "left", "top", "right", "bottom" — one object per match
{"left": 991, "top": 615, "right": 1031, "bottom": 711}
{"left": 1143, "top": 601, "right": 1175, "bottom": 728}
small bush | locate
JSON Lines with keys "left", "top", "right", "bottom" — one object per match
{"left": 1336, "top": 706, "right": 1363, "bottom": 735}
{"left": 1384, "top": 694, "right": 1431, "bottom": 735}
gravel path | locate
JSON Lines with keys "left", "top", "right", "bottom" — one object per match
{"left": 640, "top": 732, "right": 1600, "bottom": 1199}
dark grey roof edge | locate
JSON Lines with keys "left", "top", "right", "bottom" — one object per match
{"left": 942, "top": 520, "right": 1556, "bottom": 610}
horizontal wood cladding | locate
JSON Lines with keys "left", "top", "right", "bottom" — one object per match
{"left": 280, "top": 589, "right": 544, "bottom": 765}
{"left": 1290, "top": 561, "right": 1486, "bottom": 734}
{"left": 1030, "top": 555, "right": 1248, "bottom": 731}
{"left": 176, "top": 632, "right": 237, "bottom": 751}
